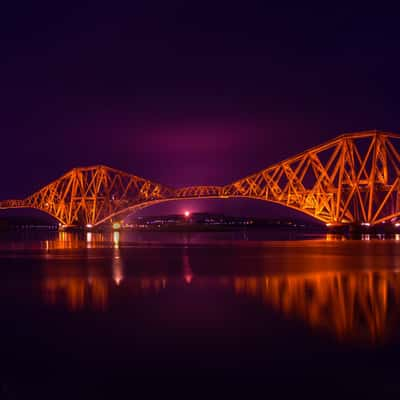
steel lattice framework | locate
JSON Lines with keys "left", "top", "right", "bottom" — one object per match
{"left": 2, "top": 130, "right": 400, "bottom": 227}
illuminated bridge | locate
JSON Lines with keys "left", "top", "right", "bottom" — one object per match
{"left": 1, "top": 130, "right": 400, "bottom": 228}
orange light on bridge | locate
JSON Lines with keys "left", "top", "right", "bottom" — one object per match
{"left": 3, "top": 131, "right": 400, "bottom": 228}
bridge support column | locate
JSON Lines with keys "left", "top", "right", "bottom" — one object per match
{"left": 327, "top": 222, "right": 399, "bottom": 235}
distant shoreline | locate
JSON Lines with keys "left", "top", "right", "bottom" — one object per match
{"left": 0, "top": 223, "right": 323, "bottom": 233}
{"left": 118, "top": 223, "right": 322, "bottom": 233}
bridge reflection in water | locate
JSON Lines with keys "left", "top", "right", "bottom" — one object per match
{"left": 38, "top": 233, "right": 400, "bottom": 344}
{"left": 42, "top": 269, "right": 400, "bottom": 343}
{"left": 234, "top": 272, "right": 400, "bottom": 343}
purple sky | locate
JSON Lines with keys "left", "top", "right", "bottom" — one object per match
{"left": 1, "top": 2, "right": 399, "bottom": 219}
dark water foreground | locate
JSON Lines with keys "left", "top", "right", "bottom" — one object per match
{"left": 1, "top": 230, "right": 400, "bottom": 398}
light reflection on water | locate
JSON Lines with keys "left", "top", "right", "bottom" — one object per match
{"left": 41, "top": 267, "right": 400, "bottom": 344}
{"left": 16, "top": 230, "right": 400, "bottom": 345}
{"left": 234, "top": 271, "right": 399, "bottom": 344}
{"left": 0, "top": 229, "right": 328, "bottom": 250}
{"left": 6, "top": 230, "right": 400, "bottom": 396}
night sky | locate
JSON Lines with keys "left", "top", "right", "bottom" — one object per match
{"left": 1, "top": 2, "right": 399, "bottom": 218}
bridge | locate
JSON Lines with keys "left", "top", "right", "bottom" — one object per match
{"left": 1, "top": 130, "right": 400, "bottom": 228}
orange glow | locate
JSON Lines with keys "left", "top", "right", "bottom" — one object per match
{"left": 1, "top": 131, "right": 399, "bottom": 228}
{"left": 42, "top": 265, "right": 168, "bottom": 311}
{"left": 43, "top": 275, "right": 108, "bottom": 311}
{"left": 113, "top": 231, "right": 120, "bottom": 247}
{"left": 112, "top": 241, "right": 123, "bottom": 285}
{"left": 234, "top": 271, "right": 400, "bottom": 344}
{"left": 41, "top": 266, "right": 400, "bottom": 343}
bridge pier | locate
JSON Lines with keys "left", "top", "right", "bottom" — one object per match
{"left": 327, "top": 222, "right": 400, "bottom": 236}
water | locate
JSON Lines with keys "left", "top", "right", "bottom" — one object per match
{"left": 1, "top": 229, "right": 400, "bottom": 398}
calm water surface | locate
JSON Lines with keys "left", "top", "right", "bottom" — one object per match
{"left": 1, "top": 229, "right": 400, "bottom": 398}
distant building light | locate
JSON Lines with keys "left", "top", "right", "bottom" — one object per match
{"left": 361, "top": 222, "right": 370, "bottom": 226}
{"left": 184, "top": 211, "right": 190, "bottom": 217}
{"left": 395, "top": 223, "right": 400, "bottom": 227}
{"left": 113, "top": 222, "right": 121, "bottom": 230}
{"left": 326, "top": 223, "right": 332, "bottom": 227}
{"left": 86, "top": 224, "right": 93, "bottom": 228}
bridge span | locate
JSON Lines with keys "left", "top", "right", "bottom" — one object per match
{"left": 1, "top": 130, "right": 400, "bottom": 228}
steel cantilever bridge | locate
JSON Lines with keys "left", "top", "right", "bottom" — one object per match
{"left": 1, "top": 130, "right": 400, "bottom": 228}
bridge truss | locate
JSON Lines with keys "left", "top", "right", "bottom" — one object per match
{"left": 1, "top": 130, "right": 400, "bottom": 227}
